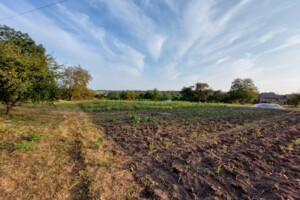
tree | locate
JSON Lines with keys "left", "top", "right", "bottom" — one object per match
{"left": 106, "top": 92, "right": 120, "bottom": 100}
{"left": 60, "top": 65, "right": 94, "bottom": 100}
{"left": 0, "top": 25, "right": 54, "bottom": 114}
{"left": 288, "top": 93, "right": 300, "bottom": 107}
{"left": 194, "top": 82, "right": 213, "bottom": 102}
{"left": 120, "top": 90, "right": 138, "bottom": 100}
{"left": 229, "top": 78, "right": 259, "bottom": 104}
{"left": 180, "top": 86, "right": 195, "bottom": 101}
{"left": 180, "top": 83, "right": 212, "bottom": 102}
{"left": 30, "top": 55, "right": 61, "bottom": 103}
{"left": 144, "top": 88, "right": 163, "bottom": 100}
{"left": 208, "top": 90, "right": 230, "bottom": 103}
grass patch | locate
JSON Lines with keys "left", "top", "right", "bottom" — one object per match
{"left": 15, "top": 140, "right": 34, "bottom": 151}
{"left": 25, "top": 133, "right": 45, "bottom": 142}
{"left": 96, "top": 161, "right": 112, "bottom": 168}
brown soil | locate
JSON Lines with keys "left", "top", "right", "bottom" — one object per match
{"left": 95, "top": 108, "right": 300, "bottom": 199}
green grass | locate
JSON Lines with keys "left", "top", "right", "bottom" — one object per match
{"left": 25, "top": 133, "right": 45, "bottom": 142}
{"left": 15, "top": 140, "right": 34, "bottom": 151}
{"left": 78, "top": 100, "right": 245, "bottom": 112}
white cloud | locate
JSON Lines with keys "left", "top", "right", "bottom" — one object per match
{"left": 148, "top": 34, "right": 165, "bottom": 60}
{"left": 256, "top": 34, "right": 300, "bottom": 58}
{"left": 96, "top": 0, "right": 165, "bottom": 60}
{"left": 113, "top": 40, "right": 145, "bottom": 72}
{"left": 162, "top": 63, "right": 181, "bottom": 80}
{"left": 216, "top": 57, "right": 230, "bottom": 65}
{"left": 258, "top": 28, "right": 287, "bottom": 43}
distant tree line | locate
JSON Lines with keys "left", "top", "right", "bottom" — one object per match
{"left": 95, "top": 89, "right": 181, "bottom": 101}
{"left": 97, "top": 78, "right": 259, "bottom": 104}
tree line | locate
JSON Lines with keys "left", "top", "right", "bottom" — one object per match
{"left": 96, "top": 78, "right": 259, "bottom": 104}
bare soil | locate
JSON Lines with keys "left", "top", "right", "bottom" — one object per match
{"left": 94, "top": 107, "right": 300, "bottom": 199}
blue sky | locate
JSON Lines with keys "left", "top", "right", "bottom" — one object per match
{"left": 1, "top": 0, "right": 300, "bottom": 94}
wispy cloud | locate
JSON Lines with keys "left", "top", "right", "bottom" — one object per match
{"left": 258, "top": 28, "right": 287, "bottom": 43}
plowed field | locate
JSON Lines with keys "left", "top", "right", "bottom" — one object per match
{"left": 90, "top": 106, "right": 300, "bottom": 199}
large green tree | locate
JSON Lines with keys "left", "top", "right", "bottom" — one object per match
{"left": 229, "top": 78, "right": 259, "bottom": 104}
{"left": 60, "top": 65, "right": 94, "bottom": 100}
{"left": 0, "top": 25, "right": 56, "bottom": 114}
{"left": 194, "top": 82, "right": 213, "bottom": 102}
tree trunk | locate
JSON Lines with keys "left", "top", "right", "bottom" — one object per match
{"left": 6, "top": 103, "right": 14, "bottom": 115}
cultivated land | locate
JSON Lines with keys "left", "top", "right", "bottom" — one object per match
{"left": 0, "top": 101, "right": 299, "bottom": 199}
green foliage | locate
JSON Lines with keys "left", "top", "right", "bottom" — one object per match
{"left": 60, "top": 65, "right": 94, "bottom": 100}
{"left": 120, "top": 90, "right": 138, "bottom": 100}
{"left": 180, "top": 82, "right": 212, "bottom": 102}
{"left": 229, "top": 78, "right": 259, "bottom": 104}
{"left": 180, "top": 86, "right": 195, "bottom": 101}
{"left": 79, "top": 100, "right": 226, "bottom": 112}
{"left": 25, "top": 133, "right": 45, "bottom": 142}
{"left": 144, "top": 88, "right": 163, "bottom": 100}
{"left": 208, "top": 90, "right": 230, "bottom": 103}
{"left": 128, "top": 114, "right": 141, "bottom": 123}
{"left": 149, "top": 142, "right": 155, "bottom": 151}
{"left": 0, "top": 25, "right": 59, "bottom": 114}
{"left": 288, "top": 93, "right": 300, "bottom": 107}
{"left": 30, "top": 55, "right": 62, "bottom": 103}
{"left": 194, "top": 83, "right": 213, "bottom": 102}
{"left": 15, "top": 141, "right": 34, "bottom": 151}
{"left": 106, "top": 92, "right": 121, "bottom": 100}
{"left": 96, "top": 161, "right": 112, "bottom": 168}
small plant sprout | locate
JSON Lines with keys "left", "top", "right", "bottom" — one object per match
{"left": 255, "top": 128, "right": 262, "bottom": 137}
{"left": 213, "top": 164, "right": 222, "bottom": 176}
{"left": 149, "top": 142, "right": 155, "bottom": 151}
{"left": 279, "top": 145, "right": 286, "bottom": 153}
{"left": 287, "top": 144, "right": 293, "bottom": 152}
{"left": 128, "top": 114, "right": 141, "bottom": 124}
{"left": 190, "top": 132, "right": 198, "bottom": 139}
{"left": 221, "top": 144, "right": 229, "bottom": 153}
{"left": 293, "top": 138, "right": 300, "bottom": 145}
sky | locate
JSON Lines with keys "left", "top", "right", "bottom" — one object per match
{"left": 0, "top": 0, "right": 300, "bottom": 94}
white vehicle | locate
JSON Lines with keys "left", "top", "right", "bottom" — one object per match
{"left": 252, "top": 103, "right": 285, "bottom": 109}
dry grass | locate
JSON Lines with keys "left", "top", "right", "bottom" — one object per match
{"left": 0, "top": 103, "right": 140, "bottom": 200}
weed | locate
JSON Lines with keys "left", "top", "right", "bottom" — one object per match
{"left": 293, "top": 138, "right": 300, "bottom": 145}
{"left": 143, "top": 116, "right": 153, "bottom": 122}
{"left": 279, "top": 145, "right": 286, "bottom": 153}
{"left": 163, "top": 140, "right": 173, "bottom": 148}
{"left": 0, "top": 142, "right": 4, "bottom": 149}
{"left": 190, "top": 132, "right": 198, "bottom": 139}
{"left": 149, "top": 142, "right": 155, "bottom": 151}
{"left": 221, "top": 144, "right": 229, "bottom": 153}
{"left": 96, "top": 161, "right": 112, "bottom": 168}
{"left": 184, "top": 164, "right": 190, "bottom": 170}
{"left": 213, "top": 164, "right": 222, "bottom": 176}
{"left": 93, "top": 138, "right": 103, "bottom": 149}
{"left": 25, "top": 133, "right": 45, "bottom": 142}
{"left": 15, "top": 141, "right": 34, "bottom": 151}
{"left": 255, "top": 128, "right": 262, "bottom": 137}
{"left": 128, "top": 114, "right": 141, "bottom": 124}
{"left": 287, "top": 144, "right": 293, "bottom": 152}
